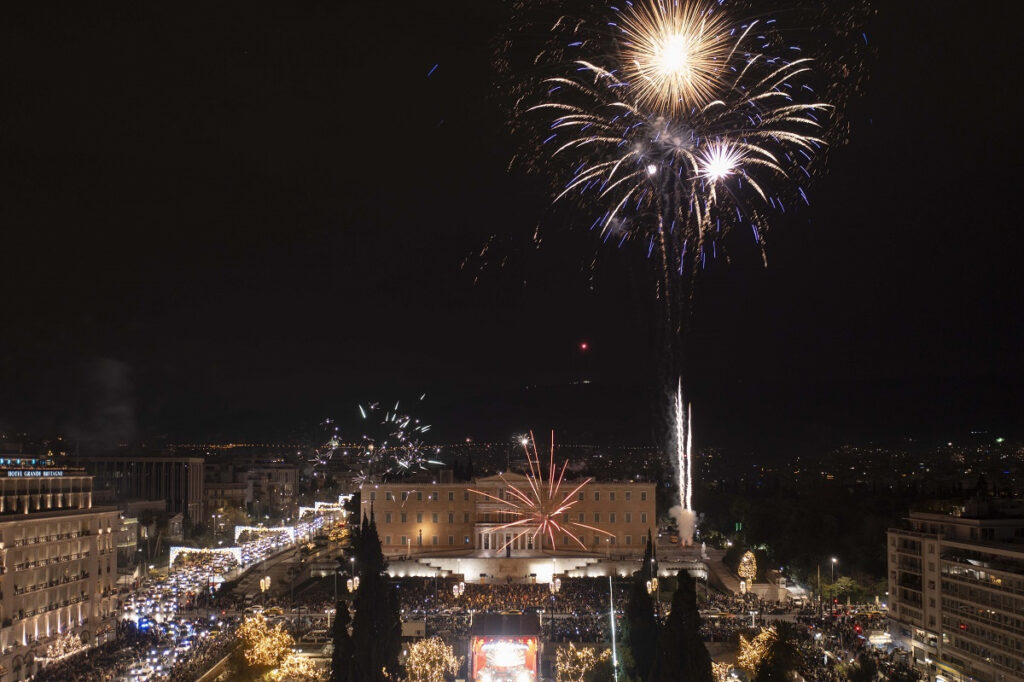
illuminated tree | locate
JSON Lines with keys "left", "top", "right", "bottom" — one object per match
{"left": 557, "top": 643, "right": 611, "bottom": 682}
{"left": 737, "top": 628, "right": 776, "bottom": 672}
{"left": 404, "top": 637, "right": 462, "bottom": 682}
{"left": 737, "top": 551, "right": 757, "bottom": 582}
{"left": 752, "top": 623, "right": 803, "bottom": 682}
{"left": 712, "top": 662, "right": 732, "bottom": 682}
{"left": 271, "top": 653, "right": 328, "bottom": 682}
{"left": 238, "top": 613, "right": 294, "bottom": 669}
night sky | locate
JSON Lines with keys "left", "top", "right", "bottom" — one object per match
{"left": 1, "top": 1, "right": 1020, "bottom": 453}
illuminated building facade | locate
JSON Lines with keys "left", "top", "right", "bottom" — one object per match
{"left": 361, "top": 474, "right": 655, "bottom": 557}
{"left": 888, "top": 506, "right": 1024, "bottom": 682}
{"left": 0, "top": 460, "right": 121, "bottom": 680}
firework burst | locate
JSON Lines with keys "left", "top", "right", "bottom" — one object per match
{"left": 504, "top": 0, "right": 870, "bottom": 542}
{"left": 619, "top": 0, "right": 733, "bottom": 113}
{"left": 526, "top": 0, "right": 830, "bottom": 282}
{"left": 357, "top": 398, "right": 442, "bottom": 480}
{"left": 469, "top": 431, "right": 614, "bottom": 552}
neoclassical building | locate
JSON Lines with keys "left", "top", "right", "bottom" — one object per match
{"left": 0, "top": 460, "right": 121, "bottom": 681}
{"left": 360, "top": 473, "right": 656, "bottom": 558}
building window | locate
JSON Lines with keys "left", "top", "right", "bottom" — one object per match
{"left": 594, "top": 513, "right": 601, "bottom": 523}
{"left": 463, "top": 512, "right": 470, "bottom": 523}
{"left": 448, "top": 535, "right": 454, "bottom": 545}
{"left": 609, "top": 492, "right": 616, "bottom": 501}
{"left": 563, "top": 536, "right": 569, "bottom": 545}
{"left": 609, "top": 513, "right": 616, "bottom": 523}
{"left": 641, "top": 535, "right": 647, "bottom": 545}
{"left": 465, "top": 536, "right": 471, "bottom": 544}
{"left": 385, "top": 512, "right": 392, "bottom": 524}
{"left": 641, "top": 513, "right": 648, "bottom": 523}
{"left": 464, "top": 492, "right": 469, "bottom": 501}
{"left": 563, "top": 513, "right": 569, "bottom": 522}
{"left": 593, "top": 536, "right": 599, "bottom": 546}
{"left": 432, "top": 535, "right": 438, "bottom": 545}
{"left": 402, "top": 492, "right": 408, "bottom": 501}
{"left": 448, "top": 513, "right": 454, "bottom": 523}
{"left": 401, "top": 513, "right": 408, "bottom": 523}
{"left": 448, "top": 492, "right": 454, "bottom": 501}
{"left": 417, "top": 492, "right": 423, "bottom": 501}
{"left": 594, "top": 492, "right": 600, "bottom": 501}
{"left": 578, "top": 513, "right": 585, "bottom": 522}
{"left": 416, "top": 512, "right": 423, "bottom": 523}
{"left": 370, "top": 491, "right": 376, "bottom": 501}
{"left": 626, "top": 535, "right": 632, "bottom": 545}
{"left": 386, "top": 491, "right": 394, "bottom": 501}
{"left": 432, "top": 513, "right": 439, "bottom": 523}
{"left": 431, "top": 492, "right": 438, "bottom": 501}
{"left": 579, "top": 536, "right": 585, "bottom": 546}
{"left": 641, "top": 492, "right": 647, "bottom": 501}
{"left": 625, "top": 492, "right": 632, "bottom": 501}
{"left": 625, "top": 513, "right": 632, "bottom": 523}
{"left": 578, "top": 492, "right": 584, "bottom": 501}
{"left": 385, "top": 536, "right": 391, "bottom": 545}
{"left": 610, "top": 537, "right": 616, "bottom": 545}
{"left": 401, "top": 536, "right": 407, "bottom": 545}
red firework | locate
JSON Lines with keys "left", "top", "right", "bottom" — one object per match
{"left": 469, "top": 431, "right": 615, "bottom": 552}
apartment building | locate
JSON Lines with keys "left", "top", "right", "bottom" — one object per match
{"left": 83, "top": 455, "right": 204, "bottom": 522}
{"left": 0, "top": 460, "right": 121, "bottom": 681}
{"left": 888, "top": 503, "right": 1024, "bottom": 682}
{"left": 361, "top": 473, "right": 656, "bottom": 557}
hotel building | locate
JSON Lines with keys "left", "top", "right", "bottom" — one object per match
{"left": 0, "top": 458, "right": 121, "bottom": 681}
{"left": 361, "top": 473, "right": 656, "bottom": 558}
{"left": 888, "top": 504, "right": 1024, "bottom": 682}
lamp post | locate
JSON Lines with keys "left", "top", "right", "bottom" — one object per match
{"left": 549, "top": 578, "right": 561, "bottom": 640}
{"left": 259, "top": 575, "right": 271, "bottom": 607}
{"left": 831, "top": 557, "right": 838, "bottom": 583}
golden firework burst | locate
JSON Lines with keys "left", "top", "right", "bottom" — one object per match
{"left": 618, "top": 0, "right": 733, "bottom": 112}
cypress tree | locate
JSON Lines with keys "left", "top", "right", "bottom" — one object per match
{"left": 349, "top": 509, "right": 401, "bottom": 682}
{"left": 626, "top": 571, "right": 659, "bottom": 682}
{"left": 651, "top": 571, "right": 713, "bottom": 682}
{"left": 330, "top": 600, "right": 353, "bottom": 682}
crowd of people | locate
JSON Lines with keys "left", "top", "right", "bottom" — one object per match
{"left": 32, "top": 623, "right": 161, "bottom": 682}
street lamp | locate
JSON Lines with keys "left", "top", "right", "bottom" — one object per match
{"left": 452, "top": 582, "right": 465, "bottom": 598}
{"left": 260, "top": 575, "right": 271, "bottom": 607}
{"left": 831, "top": 557, "right": 838, "bottom": 583}
{"left": 646, "top": 578, "right": 659, "bottom": 595}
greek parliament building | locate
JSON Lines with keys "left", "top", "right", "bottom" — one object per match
{"left": 888, "top": 502, "right": 1024, "bottom": 682}
{"left": 0, "top": 458, "right": 121, "bottom": 681}
{"left": 360, "top": 474, "right": 656, "bottom": 558}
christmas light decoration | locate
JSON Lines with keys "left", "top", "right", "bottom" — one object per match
{"left": 712, "top": 661, "right": 732, "bottom": 682}
{"left": 737, "top": 626, "right": 776, "bottom": 672}
{"left": 404, "top": 636, "right": 463, "bottom": 682}
{"left": 738, "top": 551, "right": 757, "bottom": 582}
{"left": 45, "top": 631, "right": 85, "bottom": 659}
{"left": 556, "top": 642, "right": 610, "bottom": 682}
{"left": 238, "top": 613, "right": 295, "bottom": 668}
{"left": 270, "top": 653, "right": 328, "bottom": 682}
